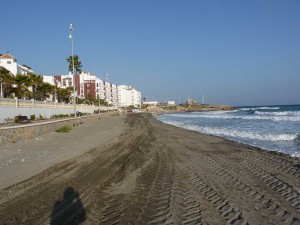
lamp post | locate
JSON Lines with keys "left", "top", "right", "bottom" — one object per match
{"left": 106, "top": 73, "right": 110, "bottom": 112}
{"left": 69, "top": 23, "right": 76, "bottom": 117}
{"left": 54, "top": 79, "right": 57, "bottom": 103}
{"left": 0, "top": 78, "right": 3, "bottom": 98}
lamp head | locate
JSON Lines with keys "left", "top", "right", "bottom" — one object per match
{"left": 70, "top": 23, "right": 74, "bottom": 30}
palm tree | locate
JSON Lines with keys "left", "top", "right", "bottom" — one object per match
{"left": 37, "top": 82, "right": 54, "bottom": 100}
{"left": 66, "top": 55, "right": 82, "bottom": 74}
{"left": 0, "top": 66, "right": 15, "bottom": 98}
{"left": 13, "top": 74, "right": 31, "bottom": 99}
{"left": 27, "top": 73, "right": 43, "bottom": 100}
{"left": 57, "top": 87, "right": 72, "bottom": 103}
{"left": 86, "top": 93, "right": 95, "bottom": 105}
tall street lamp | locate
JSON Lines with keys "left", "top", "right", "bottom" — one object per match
{"left": 0, "top": 78, "right": 3, "bottom": 98}
{"left": 54, "top": 78, "right": 57, "bottom": 103}
{"left": 69, "top": 23, "right": 76, "bottom": 117}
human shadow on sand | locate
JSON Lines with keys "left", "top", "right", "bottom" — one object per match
{"left": 50, "top": 186, "right": 86, "bottom": 225}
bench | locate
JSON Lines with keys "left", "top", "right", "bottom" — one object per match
{"left": 15, "top": 116, "right": 31, "bottom": 124}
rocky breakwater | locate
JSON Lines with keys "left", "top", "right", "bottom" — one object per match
{"left": 141, "top": 104, "right": 235, "bottom": 115}
{"left": 177, "top": 104, "right": 235, "bottom": 112}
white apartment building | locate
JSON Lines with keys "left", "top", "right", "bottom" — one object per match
{"left": 43, "top": 72, "right": 120, "bottom": 106}
{"left": 111, "top": 84, "right": 118, "bottom": 106}
{"left": 0, "top": 53, "right": 142, "bottom": 106}
{"left": 95, "top": 79, "right": 105, "bottom": 100}
{"left": 0, "top": 53, "right": 34, "bottom": 75}
{"left": 104, "top": 81, "right": 111, "bottom": 104}
{"left": 117, "top": 85, "right": 141, "bottom": 108}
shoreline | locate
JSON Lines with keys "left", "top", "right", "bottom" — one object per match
{"left": 156, "top": 115, "right": 300, "bottom": 159}
{"left": 153, "top": 110, "right": 300, "bottom": 158}
{"left": 0, "top": 113, "right": 299, "bottom": 224}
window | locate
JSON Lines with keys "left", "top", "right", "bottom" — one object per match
{"left": 7, "top": 61, "right": 11, "bottom": 64}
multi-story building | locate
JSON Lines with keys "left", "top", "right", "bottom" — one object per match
{"left": 111, "top": 84, "right": 118, "bottom": 106}
{"left": 95, "top": 79, "right": 105, "bottom": 100}
{"left": 0, "top": 53, "right": 34, "bottom": 75}
{"left": 104, "top": 81, "right": 112, "bottom": 105}
{"left": 1, "top": 53, "right": 142, "bottom": 107}
{"left": 117, "top": 85, "right": 141, "bottom": 108}
{"left": 43, "top": 72, "right": 124, "bottom": 106}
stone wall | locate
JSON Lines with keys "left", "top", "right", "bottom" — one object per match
{"left": 0, "top": 112, "right": 118, "bottom": 144}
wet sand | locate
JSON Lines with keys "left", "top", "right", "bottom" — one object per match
{"left": 0, "top": 113, "right": 299, "bottom": 224}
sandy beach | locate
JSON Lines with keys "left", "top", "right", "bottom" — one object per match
{"left": 0, "top": 113, "right": 299, "bottom": 224}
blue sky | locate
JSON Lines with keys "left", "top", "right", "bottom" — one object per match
{"left": 1, "top": 0, "right": 299, "bottom": 106}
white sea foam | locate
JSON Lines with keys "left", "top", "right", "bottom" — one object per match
{"left": 166, "top": 113, "right": 300, "bottom": 122}
{"left": 291, "top": 152, "right": 300, "bottom": 157}
{"left": 254, "top": 111, "right": 300, "bottom": 116}
{"left": 158, "top": 106, "right": 300, "bottom": 157}
{"left": 240, "top": 107, "right": 280, "bottom": 111}
{"left": 191, "top": 110, "right": 235, "bottom": 115}
{"left": 163, "top": 121, "right": 298, "bottom": 142}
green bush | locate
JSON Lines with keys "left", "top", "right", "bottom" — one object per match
{"left": 14, "top": 114, "right": 21, "bottom": 123}
{"left": 50, "top": 114, "right": 71, "bottom": 119}
{"left": 30, "top": 115, "right": 36, "bottom": 120}
{"left": 55, "top": 125, "right": 72, "bottom": 133}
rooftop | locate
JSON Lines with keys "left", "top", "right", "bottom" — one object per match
{"left": 0, "top": 53, "right": 15, "bottom": 60}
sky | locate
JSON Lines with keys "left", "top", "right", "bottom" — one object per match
{"left": 1, "top": 0, "right": 299, "bottom": 106}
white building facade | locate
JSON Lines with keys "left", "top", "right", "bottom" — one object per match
{"left": 0, "top": 53, "right": 34, "bottom": 75}
{"left": 43, "top": 72, "right": 126, "bottom": 107}
{"left": 117, "top": 85, "right": 141, "bottom": 108}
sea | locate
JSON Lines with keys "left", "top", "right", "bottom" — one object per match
{"left": 157, "top": 105, "right": 300, "bottom": 157}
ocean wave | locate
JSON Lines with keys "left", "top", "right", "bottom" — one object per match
{"left": 254, "top": 111, "right": 300, "bottom": 116}
{"left": 191, "top": 110, "right": 236, "bottom": 115}
{"left": 196, "top": 127, "right": 297, "bottom": 142}
{"left": 239, "top": 107, "right": 280, "bottom": 111}
{"left": 166, "top": 113, "right": 300, "bottom": 122}
{"left": 291, "top": 152, "right": 300, "bottom": 157}
{"left": 163, "top": 121, "right": 298, "bottom": 142}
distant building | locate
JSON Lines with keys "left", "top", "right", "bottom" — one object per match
{"left": 168, "top": 101, "right": 176, "bottom": 105}
{"left": 117, "top": 85, "right": 141, "bottom": 108}
{"left": 111, "top": 84, "right": 118, "bottom": 106}
{"left": 0, "top": 53, "right": 34, "bottom": 75}
{"left": 143, "top": 101, "right": 159, "bottom": 106}
{"left": 43, "top": 73, "right": 140, "bottom": 107}
{"left": 95, "top": 79, "right": 105, "bottom": 100}
{"left": 44, "top": 72, "right": 98, "bottom": 101}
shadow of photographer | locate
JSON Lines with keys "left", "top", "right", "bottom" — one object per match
{"left": 51, "top": 186, "right": 86, "bottom": 225}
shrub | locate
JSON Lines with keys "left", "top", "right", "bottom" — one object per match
{"left": 30, "top": 115, "right": 36, "bottom": 120}
{"left": 55, "top": 125, "right": 72, "bottom": 133}
{"left": 14, "top": 114, "right": 21, "bottom": 123}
